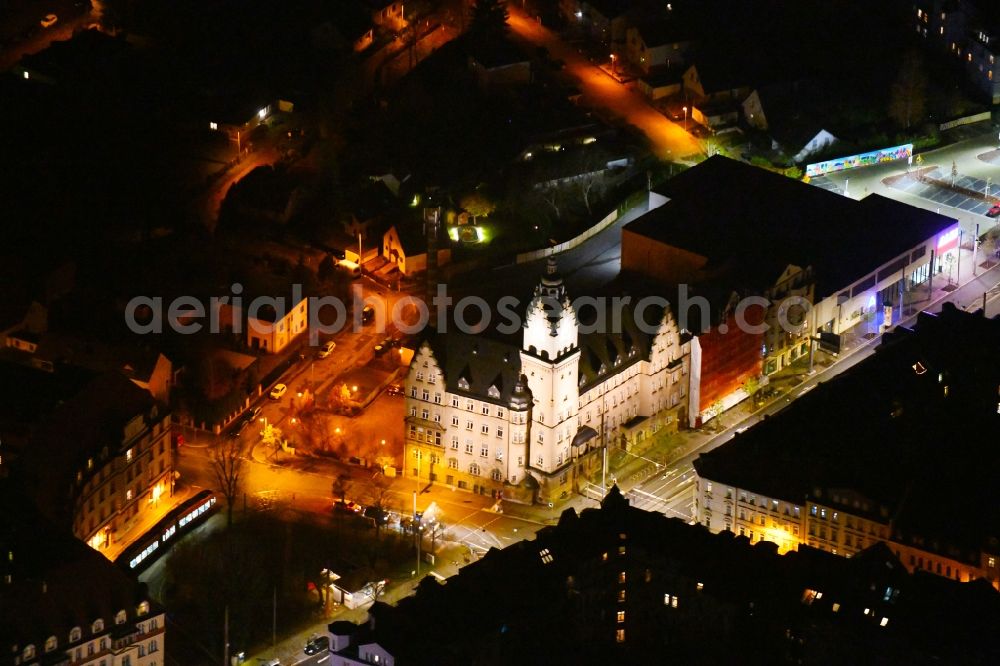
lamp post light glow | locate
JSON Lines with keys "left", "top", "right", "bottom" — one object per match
{"left": 682, "top": 105, "right": 688, "bottom": 131}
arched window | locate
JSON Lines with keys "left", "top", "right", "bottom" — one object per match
{"left": 115, "top": 609, "right": 127, "bottom": 625}
{"left": 69, "top": 627, "right": 82, "bottom": 643}
{"left": 137, "top": 601, "right": 150, "bottom": 616}
{"left": 469, "top": 463, "right": 480, "bottom": 476}
{"left": 45, "top": 635, "right": 58, "bottom": 652}
{"left": 92, "top": 619, "right": 105, "bottom": 634}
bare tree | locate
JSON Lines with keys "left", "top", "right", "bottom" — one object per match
{"left": 538, "top": 187, "right": 562, "bottom": 219}
{"left": 888, "top": 51, "right": 927, "bottom": 130}
{"left": 359, "top": 477, "right": 395, "bottom": 541}
{"left": 211, "top": 436, "right": 246, "bottom": 528}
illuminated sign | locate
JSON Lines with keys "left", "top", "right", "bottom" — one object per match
{"left": 937, "top": 227, "right": 959, "bottom": 253}
{"left": 805, "top": 144, "right": 913, "bottom": 178}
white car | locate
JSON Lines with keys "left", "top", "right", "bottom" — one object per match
{"left": 40, "top": 14, "right": 58, "bottom": 28}
{"left": 269, "top": 384, "right": 287, "bottom": 400}
{"left": 317, "top": 340, "right": 336, "bottom": 359}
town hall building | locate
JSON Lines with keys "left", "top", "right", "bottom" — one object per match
{"left": 404, "top": 258, "right": 695, "bottom": 504}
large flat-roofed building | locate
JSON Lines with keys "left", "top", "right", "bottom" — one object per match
{"left": 694, "top": 304, "right": 1000, "bottom": 589}
{"left": 622, "top": 156, "right": 958, "bottom": 420}
{"left": 332, "top": 487, "right": 1000, "bottom": 664}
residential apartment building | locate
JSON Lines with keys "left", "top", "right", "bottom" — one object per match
{"left": 913, "top": 0, "right": 1000, "bottom": 103}
{"left": 1, "top": 484, "right": 166, "bottom": 666}
{"left": 217, "top": 289, "right": 309, "bottom": 353}
{"left": 331, "top": 487, "right": 1000, "bottom": 664}
{"left": 24, "top": 372, "right": 173, "bottom": 555}
{"left": 404, "top": 258, "right": 694, "bottom": 504}
{"left": 694, "top": 305, "right": 1000, "bottom": 590}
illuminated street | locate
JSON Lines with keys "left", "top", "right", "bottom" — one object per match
{"left": 507, "top": 7, "right": 698, "bottom": 160}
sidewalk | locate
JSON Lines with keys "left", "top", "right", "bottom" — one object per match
{"left": 101, "top": 485, "right": 196, "bottom": 562}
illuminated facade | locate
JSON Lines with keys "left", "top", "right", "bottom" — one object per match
{"left": 694, "top": 305, "right": 1000, "bottom": 591}
{"left": 404, "top": 259, "right": 694, "bottom": 504}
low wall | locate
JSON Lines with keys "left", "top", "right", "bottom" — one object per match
{"left": 939, "top": 111, "right": 992, "bottom": 131}
{"left": 515, "top": 207, "right": 619, "bottom": 264}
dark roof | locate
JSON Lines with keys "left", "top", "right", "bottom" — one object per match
{"left": 0, "top": 362, "right": 97, "bottom": 432}
{"left": 0, "top": 481, "right": 158, "bottom": 655}
{"left": 694, "top": 304, "right": 1000, "bottom": 559}
{"left": 630, "top": 156, "right": 956, "bottom": 295}
{"left": 754, "top": 80, "right": 838, "bottom": 149}
{"left": 19, "top": 30, "right": 130, "bottom": 83}
{"left": 23, "top": 372, "right": 162, "bottom": 525}
{"left": 423, "top": 333, "right": 522, "bottom": 406}
{"left": 634, "top": 19, "right": 691, "bottom": 47}
{"left": 584, "top": 0, "right": 631, "bottom": 20}
{"left": 352, "top": 485, "right": 1000, "bottom": 664}
{"left": 466, "top": 37, "right": 529, "bottom": 70}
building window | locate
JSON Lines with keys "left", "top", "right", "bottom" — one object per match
{"left": 466, "top": 420, "right": 473, "bottom": 431}
{"left": 616, "top": 610, "right": 625, "bottom": 623}
{"left": 615, "top": 629, "right": 625, "bottom": 643}
{"left": 480, "top": 446, "right": 488, "bottom": 458}
{"left": 452, "top": 397, "right": 459, "bottom": 407}
{"left": 664, "top": 593, "right": 678, "bottom": 608}
{"left": 497, "top": 427, "right": 504, "bottom": 438}
{"left": 618, "top": 571, "right": 626, "bottom": 583}
{"left": 470, "top": 463, "right": 480, "bottom": 476}
{"left": 448, "top": 459, "right": 458, "bottom": 469}
{"left": 465, "top": 442, "right": 474, "bottom": 454}
{"left": 451, "top": 436, "right": 459, "bottom": 450}
{"left": 481, "top": 425, "right": 489, "bottom": 435}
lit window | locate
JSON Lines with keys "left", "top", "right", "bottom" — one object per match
{"left": 618, "top": 571, "right": 626, "bottom": 584}
{"left": 209, "top": 121, "right": 218, "bottom": 130}
{"left": 615, "top": 629, "right": 625, "bottom": 643}
{"left": 618, "top": 590, "right": 626, "bottom": 602}
{"left": 539, "top": 548, "right": 554, "bottom": 564}
{"left": 616, "top": 610, "right": 625, "bottom": 623}
{"left": 880, "top": 617, "right": 889, "bottom": 627}
{"left": 664, "top": 593, "right": 678, "bottom": 608}
{"left": 832, "top": 602, "right": 840, "bottom": 612}
{"left": 864, "top": 607, "right": 871, "bottom": 616}
{"left": 126, "top": 449, "right": 133, "bottom": 462}
{"left": 696, "top": 582, "right": 704, "bottom": 591}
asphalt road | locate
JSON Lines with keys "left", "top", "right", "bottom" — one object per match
{"left": 506, "top": 7, "right": 697, "bottom": 160}
{"left": 628, "top": 257, "right": 1000, "bottom": 518}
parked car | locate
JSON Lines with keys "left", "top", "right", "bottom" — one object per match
{"left": 269, "top": 384, "right": 287, "bottom": 400}
{"left": 304, "top": 635, "right": 329, "bottom": 655}
{"left": 317, "top": 340, "right": 336, "bottom": 359}
{"left": 333, "top": 499, "right": 362, "bottom": 513}
{"left": 373, "top": 342, "right": 387, "bottom": 356}
{"left": 40, "top": 14, "right": 58, "bottom": 28}
{"left": 361, "top": 305, "right": 376, "bottom": 325}
{"left": 386, "top": 383, "right": 403, "bottom": 396}
{"left": 987, "top": 203, "right": 1000, "bottom": 218}
{"left": 248, "top": 406, "right": 262, "bottom": 420}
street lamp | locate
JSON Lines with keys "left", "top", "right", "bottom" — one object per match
{"left": 682, "top": 106, "right": 688, "bottom": 131}
{"left": 610, "top": 53, "right": 616, "bottom": 77}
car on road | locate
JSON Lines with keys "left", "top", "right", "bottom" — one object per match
{"left": 373, "top": 341, "right": 387, "bottom": 356}
{"left": 248, "top": 405, "right": 262, "bottom": 420}
{"left": 987, "top": 203, "right": 1000, "bottom": 218}
{"left": 333, "top": 499, "right": 362, "bottom": 513}
{"left": 361, "top": 305, "right": 376, "bottom": 325}
{"left": 41, "top": 14, "right": 58, "bottom": 28}
{"left": 363, "top": 505, "right": 391, "bottom": 526}
{"left": 317, "top": 340, "right": 336, "bottom": 359}
{"left": 269, "top": 384, "right": 287, "bottom": 400}
{"left": 304, "top": 635, "right": 329, "bottom": 655}
{"left": 386, "top": 383, "right": 403, "bottom": 396}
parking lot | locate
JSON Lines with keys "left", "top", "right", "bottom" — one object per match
{"left": 885, "top": 167, "right": 1000, "bottom": 218}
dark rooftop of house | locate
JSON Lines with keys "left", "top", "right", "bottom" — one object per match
{"left": 628, "top": 156, "right": 956, "bottom": 295}
{"left": 634, "top": 18, "right": 693, "bottom": 47}
{"left": 347, "top": 486, "right": 1000, "bottom": 664}
{"left": 22, "top": 372, "right": 163, "bottom": 526}
{"left": 694, "top": 304, "right": 1000, "bottom": 560}
{"left": 18, "top": 29, "right": 131, "bottom": 83}
{"left": 0, "top": 361, "right": 97, "bottom": 432}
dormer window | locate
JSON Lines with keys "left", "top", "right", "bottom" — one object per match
{"left": 115, "top": 610, "right": 127, "bottom": 625}
{"left": 137, "top": 601, "right": 150, "bottom": 616}
{"left": 92, "top": 619, "right": 105, "bottom": 634}
{"left": 69, "top": 627, "right": 82, "bottom": 643}
{"left": 488, "top": 385, "right": 500, "bottom": 399}
{"left": 23, "top": 645, "right": 35, "bottom": 660}
{"left": 458, "top": 377, "right": 470, "bottom": 391}
{"left": 45, "top": 636, "right": 57, "bottom": 652}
